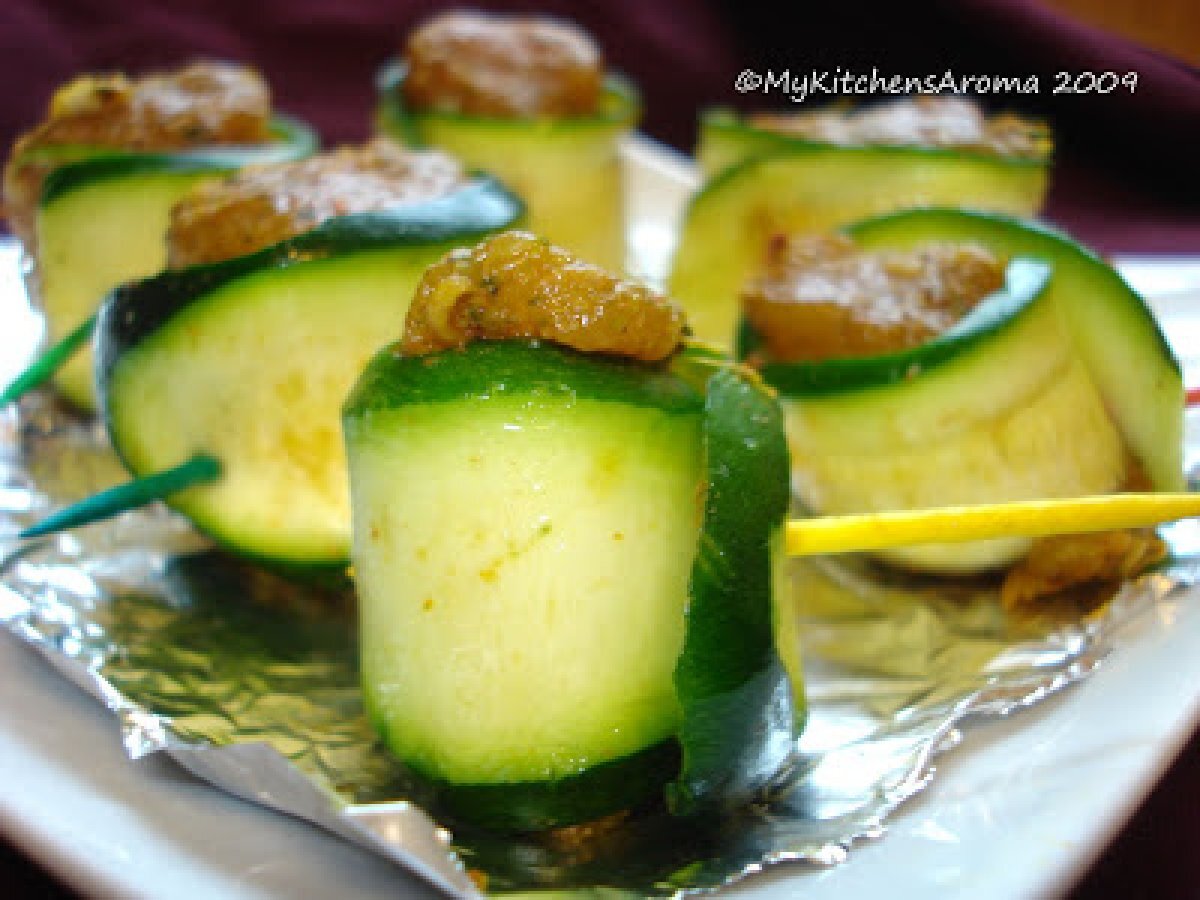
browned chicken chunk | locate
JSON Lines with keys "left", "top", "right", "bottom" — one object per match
{"left": 742, "top": 233, "right": 1005, "bottom": 362}
{"left": 4, "top": 61, "right": 273, "bottom": 248}
{"left": 402, "top": 231, "right": 686, "bottom": 361}
{"left": 166, "top": 139, "right": 466, "bottom": 268}
{"left": 402, "top": 11, "right": 603, "bottom": 118}
{"left": 750, "top": 96, "right": 1051, "bottom": 161}
{"left": 1000, "top": 529, "right": 1166, "bottom": 611}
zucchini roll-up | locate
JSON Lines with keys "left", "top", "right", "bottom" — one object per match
{"left": 697, "top": 96, "right": 1051, "bottom": 178}
{"left": 671, "top": 97, "right": 1051, "bottom": 349}
{"left": 746, "top": 208, "right": 1181, "bottom": 575}
{"left": 3, "top": 61, "right": 317, "bottom": 410}
{"left": 376, "top": 12, "right": 639, "bottom": 271}
{"left": 96, "top": 141, "right": 522, "bottom": 568}
{"left": 343, "top": 232, "right": 802, "bottom": 831}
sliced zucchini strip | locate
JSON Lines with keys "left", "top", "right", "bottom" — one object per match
{"left": 669, "top": 366, "right": 798, "bottom": 816}
{"left": 694, "top": 107, "right": 1050, "bottom": 180}
{"left": 766, "top": 258, "right": 1127, "bottom": 572}
{"left": 32, "top": 115, "right": 318, "bottom": 411}
{"left": 343, "top": 342, "right": 800, "bottom": 830}
{"left": 376, "top": 62, "right": 639, "bottom": 270}
{"left": 845, "top": 208, "right": 1184, "bottom": 494}
{"left": 96, "top": 180, "right": 522, "bottom": 568}
{"left": 668, "top": 145, "right": 1048, "bottom": 349}
{"left": 753, "top": 207, "right": 1183, "bottom": 573}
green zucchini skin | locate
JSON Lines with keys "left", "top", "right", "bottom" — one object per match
{"left": 754, "top": 257, "right": 1053, "bottom": 396}
{"left": 97, "top": 178, "right": 522, "bottom": 376}
{"left": 375, "top": 61, "right": 640, "bottom": 270}
{"left": 376, "top": 62, "right": 640, "bottom": 136}
{"left": 669, "top": 366, "right": 798, "bottom": 817}
{"left": 95, "top": 179, "right": 524, "bottom": 569}
{"left": 668, "top": 143, "right": 1049, "bottom": 349}
{"left": 343, "top": 337, "right": 699, "bottom": 417}
{"left": 405, "top": 739, "right": 684, "bottom": 834}
{"left": 695, "top": 107, "right": 1051, "bottom": 179}
{"left": 344, "top": 342, "right": 801, "bottom": 831}
{"left": 37, "top": 114, "right": 318, "bottom": 206}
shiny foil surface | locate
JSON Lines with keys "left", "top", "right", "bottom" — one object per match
{"left": 1, "top": 240, "right": 1197, "bottom": 897}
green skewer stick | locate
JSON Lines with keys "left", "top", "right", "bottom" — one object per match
{"left": 18, "top": 454, "right": 221, "bottom": 540}
{"left": 19, "top": 448, "right": 1200, "bottom": 560}
{"left": 0, "top": 315, "right": 96, "bottom": 406}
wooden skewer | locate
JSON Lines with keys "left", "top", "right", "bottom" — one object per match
{"left": 786, "top": 492, "right": 1200, "bottom": 557}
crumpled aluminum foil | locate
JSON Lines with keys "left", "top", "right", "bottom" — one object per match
{"left": 2, "top": 280, "right": 1197, "bottom": 897}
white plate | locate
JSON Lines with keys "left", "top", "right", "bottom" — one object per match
{"left": 2, "top": 137, "right": 1200, "bottom": 900}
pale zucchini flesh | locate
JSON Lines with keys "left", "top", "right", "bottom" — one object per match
{"left": 696, "top": 112, "right": 791, "bottom": 177}
{"left": 669, "top": 150, "right": 1048, "bottom": 349}
{"left": 775, "top": 270, "right": 1066, "bottom": 451}
{"left": 29, "top": 116, "right": 317, "bottom": 412}
{"left": 401, "top": 118, "right": 627, "bottom": 270}
{"left": 756, "top": 209, "right": 1182, "bottom": 572}
{"left": 37, "top": 170, "right": 216, "bottom": 409}
{"left": 774, "top": 257, "right": 1131, "bottom": 572}
{"left": 104, "top": 248, "right": 438, "bottom": 564}
{"left": 377, "top": 66, "right": 636, "bottom": 271}
{"left": 847, "top": 209, "right": 1184, "bottom": 493}
{"left": 349, "top": 397, "right": 703, "bottom": 785}
{"left": 694, "top": 110, "right": 1051, "bottom": 181}
{"left": 787, "top": 353, "right": 1129, "bottom": 572}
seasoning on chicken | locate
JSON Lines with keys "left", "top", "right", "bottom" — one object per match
{"left": 742, "top": 233, "right": 1005, "bottom": 362}
{"left": 166, "top": 139, "right": 465, "bottom": 268}
{"left": 402, "top": 231, "right": 686, "bottom": 361}
{"left": 4, "top": 61, "right": 273, "bottom": 248}
{"left": 401, "top": 11, "right": 603, "bottom": 118}
{"left": 750, "top": 96, "right": 1051, "bottom": 161}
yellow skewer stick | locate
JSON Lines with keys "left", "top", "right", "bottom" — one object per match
{"left": 786, "top": 492, "right": 1200, "bottom": 558}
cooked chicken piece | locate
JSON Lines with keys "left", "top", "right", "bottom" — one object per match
{"left": 1000, "top": 528, "right": 1166, "bottom": 611}
{"left": 403, "top": 231, "right": 686, "bottom": 361}
{"left": 4, "top": 61, "right": 273, "bottom": 248}
{"left": 167, "top": 139, "right": 465, "bottom": 268}
{"left": 402, "top": 11, "right": 603, "bottom": 118}
{"left": 742, "top": 233, "right": 1004, "bottom": 362}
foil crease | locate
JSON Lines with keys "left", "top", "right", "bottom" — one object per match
{"left": 2, "top": 291, "right": 1197, "bottom": 896}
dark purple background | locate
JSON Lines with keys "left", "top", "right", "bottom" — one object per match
{"left": 0, "top": 2, "right": 1198, "bottom": 898}
{"left": 2, "top": 0, "right": 1198, "bottom": 251}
